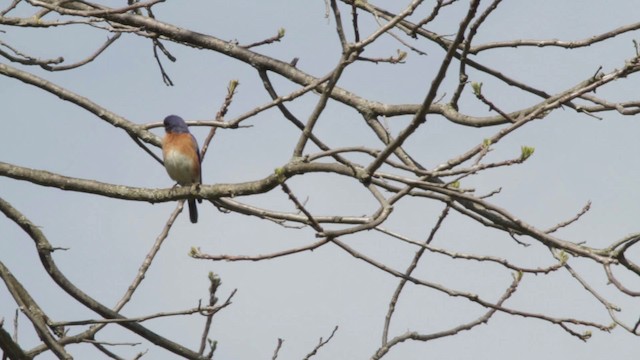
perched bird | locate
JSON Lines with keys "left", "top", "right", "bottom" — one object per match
{"left": 162, "top": 115, "right": 202, "bottom": 223}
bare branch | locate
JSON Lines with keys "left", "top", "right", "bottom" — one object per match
{"left": 302, "top": 326, "right": 339, "bottom": 360}
{"left": 271, "top": 338, "right": 284, "bottom": 360}
{"left": 545, "top": 201, "right": 592, "bottom": 234}
{"left": 281, "top": 183, "right": 324, "bottom": 232}
{"left": 365, "top": 0, "right": 480, "bottom": 176}
{"left": 470, "top": 21, "right": 640, "bottom": 53}
{"left": 376, "top": 227, "right": 565, "bottom": 274}
{"left": 190, "top": 238, "right": 330, "bottom": 262}
{"left": 292, "top": 51, "right": 354, "bottom": 157}
{"left": 198, "top": 273, "right": 223, "bottom": 355}
{"left": 50, "top": 299, "right": 234, "bottom": 327}
{"left": 0, "top": 0, "right": 21, "bottom": 17}
{"left": 0, "top": 261, "right": 72, "bottom": 359}
{"left": 331, "top": 237, "right": 614, "bottom": 336}
{"left": 0, "top": 319, "right": 29, "bottom": 360}
{"left": 382, "top": 205, "right": 451, "bottom": 345}
{"left": 240, "top": 28, "right": 285, "bottom": 49}
{"left": 373, "top": 270, "right": 520, "bottom": 359}
{"left": 0, "top": 197, "right": 208, "bottom": 360}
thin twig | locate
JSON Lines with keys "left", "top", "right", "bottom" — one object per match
{"left": 271, "top": 338, "right": 284, "bottom": 360}
{"left": 0, "top": 0, "right": 21, "bottom": 16}
{"left": 545, "top": 202, "right": 591, "bottom": 234}
{"left": 240, "top": 29, "right": 285, "bottom": 49}
{"left": 198, "top": 273, "right": 221, "bottom": 355}
{"left": 302, "top": 326, "right": 339, "bottom": 360}
{"left": 281, "top": 183, "right": 324, "bottom": 232}
{"left": 382, "top": 205, "right": 450, "bottom": 345}
{"left": 0, "top": 198, "right": 206, "bottom": 360}
{"left": 365, "top": 0, "right": 480, "bottom": 177}
{"left": 373, "top": 270, "right": 519, "bottom": 359}
{"left": 152, "top": 38, "right": 175, "bottom": 86}
{"left": 191, "top": 238, "right": 330, "bottom": 261}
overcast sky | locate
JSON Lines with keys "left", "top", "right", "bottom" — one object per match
{"left": 2, "top": 1, "right": 640, "bottom": 359}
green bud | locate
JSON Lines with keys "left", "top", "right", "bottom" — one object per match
{"left": 228, "top": 79, "right": 239, "bottom": 93}
{"left": 188, "top": 247, "right": 199, "bottom": 257}
{"left": 520, "top": 146, "right": 535, "bottom": 161}
{"left": 397, "top": 50, "right": 407, "bottom": 62}
{"left": 514, "top": 270, "right": 523, "bottom": 281}
{"left": 471, "top": 82, "right": 483, "bottom": 96}
{"left": 557, "top": 250, "right": 568, "bottom": 264}
{"left": 208, "top": 272, "right": 221, "bottom": 287}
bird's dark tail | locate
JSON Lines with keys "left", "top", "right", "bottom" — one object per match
{"left": 188, "top": 199, "right": 198, "bottom": 223}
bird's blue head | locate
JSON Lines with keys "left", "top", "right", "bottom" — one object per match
{"left": 163, "top": 115, "right": 190, "bottom": 133}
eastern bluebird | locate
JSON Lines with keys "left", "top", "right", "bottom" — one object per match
{"left": 162, "top": 115, "right": 202, "bottom": 223}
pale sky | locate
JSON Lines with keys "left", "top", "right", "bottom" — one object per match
{"left": 2, "top": 1, "right": 640, "bottom": 359}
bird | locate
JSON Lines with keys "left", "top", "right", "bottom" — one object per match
{"left": 162, "top": 115, "right": 202, "bottom": 223}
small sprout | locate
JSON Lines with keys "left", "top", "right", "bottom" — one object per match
{"left": 397, "top": 49, "right": 407, "bottom": 62}
{"left": 471, "top": 82, "right": 483, "bottom": 96}
{"left": 208, "top": 271, "right": 221, "bottom": 287}
{"left": 557, "top": 250, "right": 569, "bottom": 264}
{"left": 208, "top": 272, "right": 221, "bottom": 305}
{"left": 449, "top": 181, "right": 460, "bottom": 189}
{"left": 208, "top": 339, "right": 218, "bottom": 356}
{"left": 278, "top": 28, "right": 286, "bottom": 38}
{"left": 274, "top": 167, "right": 286, "bottom": 182}
{"left": 520, "top": 146, "right": 535, "bottom": 161}
{"left": 228, "top": 79, "right": 239, "bottom": 93}
{"left": 482, "top": 138, "right": 492, "bottom": 148}
{"left": 582, "top": 330, "right": 592, "bottom": 340}
{"left": 189, "top": 247, "right": 199, "bottom": 257}
{"left": 513, "top": 270, "right": 523, "bottom": 281}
